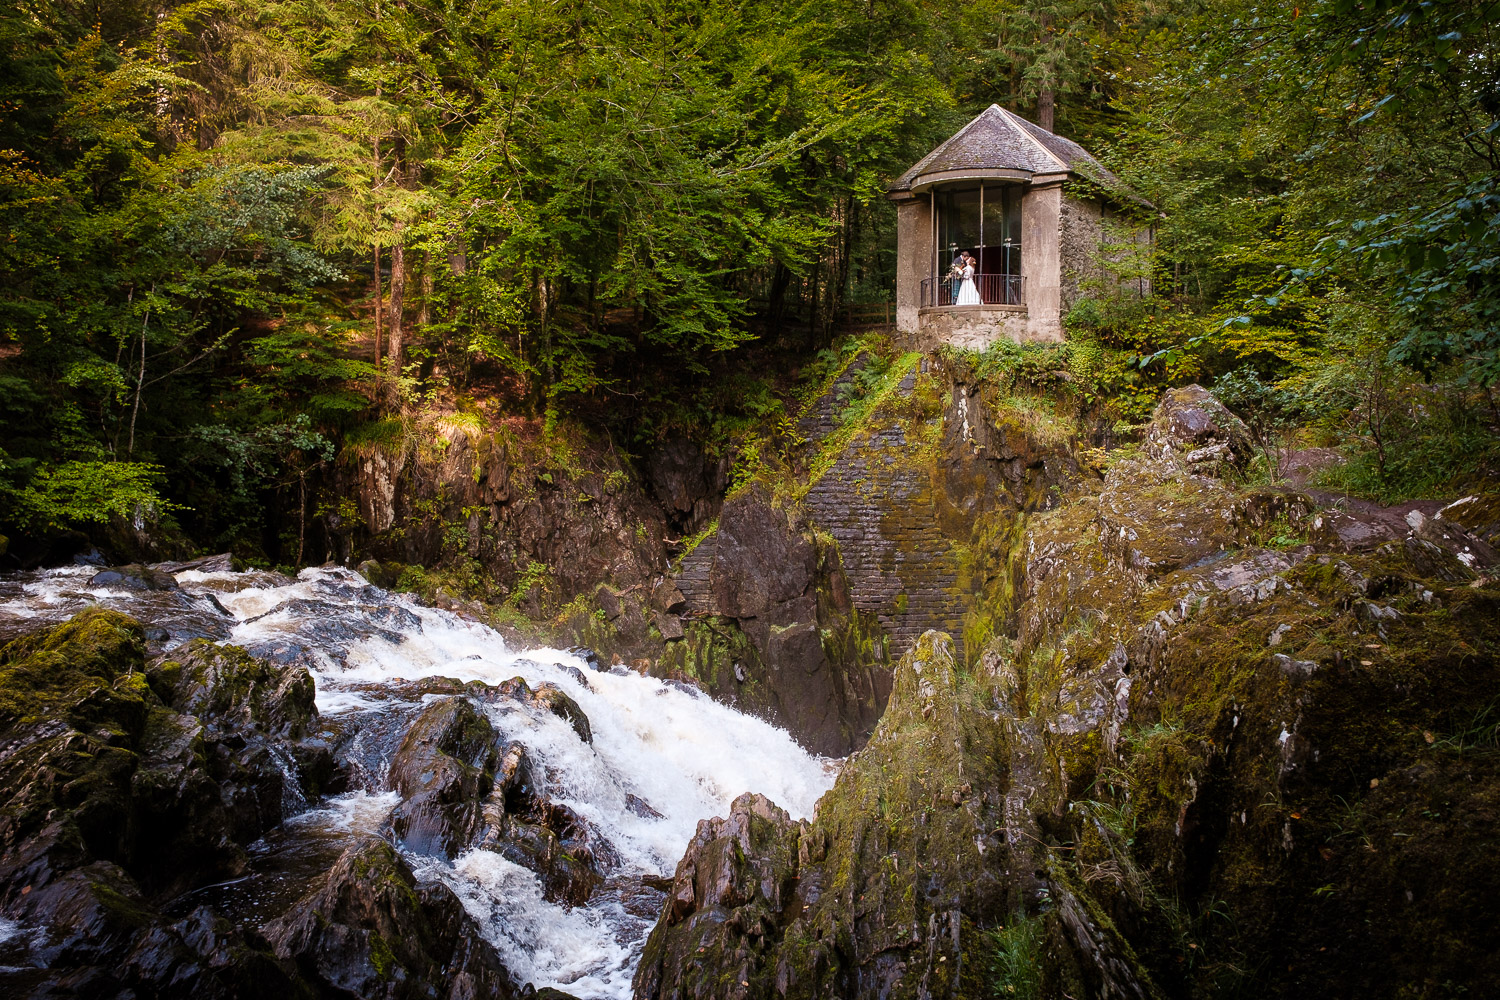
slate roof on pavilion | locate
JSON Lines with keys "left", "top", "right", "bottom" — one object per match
{"left": 889, "top": 104, "right": 1127, "bottom": 196}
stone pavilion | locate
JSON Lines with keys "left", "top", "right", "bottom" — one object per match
{"left": 887, "top": 105, "right": 1150, "bottom": 348}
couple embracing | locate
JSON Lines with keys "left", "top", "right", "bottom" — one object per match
{"left": 947, "top": 251, "right": 981, "bottom": 305}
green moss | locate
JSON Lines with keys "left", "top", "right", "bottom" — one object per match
{"left": 1057, "top": 730, "right": 1102, "bottom": 798}
{"left": 0, "top": 609, "right": 148, "bottom": 726}
{"left": 368, "top": 930, "right": 397, "bottom": 979}
{"left": 800, "top": 351, "right": 923, "bottom": 495}
{"left": 342, "top": 417, "right": 414, "bottom": 458}
{"left": 87, "top": 876, "right": 155, "bottom": 930}
{"left": 670, "top": 618, "right": 761, "bottom": 692}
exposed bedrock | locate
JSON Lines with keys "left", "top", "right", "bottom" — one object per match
{"left": 0, "top": 612, "right": 334, "bottom": 995}
{"left": 634, "top": 386, "right": 1500, "bottom": 999}
{"left": 629, "top": 354, "right": 1088, "bottom": 756}
{"left": 653, "top": 484, "right": 892, "bottom": 757}
{"left": 326, "top": 353, "right": 1088, "bottom": 759}
{"left": 331, "top": 422, "right": 671, "bottom": 606}
{"left": 633, "top": 630, "right": 1154, "bottom": 1000}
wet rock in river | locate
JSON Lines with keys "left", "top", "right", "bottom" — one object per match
{"left": 150, "top": 639, "right": 317, "bottom": 739}
{"left": 527, "top": 681, "right": 592, "bottom": 742}
{"left": 88, "top": 564, "right": 181, "bottom": 592}
{"left": 386, "top": 697, "right": 501, "bottom": 857}
{"left": 567, "top": 645, "right": 602, "bottom": 670}
{"left": 0, "top": 609, "right": 344, "bottom": 994}
{"left": 149, "top": 552, "right": 236, "bottom": 575}
{"left": 265, "top": 836, "right": 516, "bottom": 1000}
{"left": 380, "top": 686, "right": 604, "bottom": 905}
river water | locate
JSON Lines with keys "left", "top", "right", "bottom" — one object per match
{"left": 0, "top": 564, "right": 837, "bottom": 997}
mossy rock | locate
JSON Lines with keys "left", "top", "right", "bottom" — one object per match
{"left": 150, "top": 639, "right": 316, "bottom": 738}
{"left": 265, "top": 837, "right": 517, "bottom": 998}
{"left": 0, "top": 608, "right": 146, "bottom": 728}
{"left": 386, "top": 697, "right": 500, "bottom": 857}
{"left": 637, "top": 632, "right": 1032, "bottom": 1000}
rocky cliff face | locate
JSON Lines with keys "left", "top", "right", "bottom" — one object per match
{"left": 331, "top": 418, "right": 672, "bottom": 608}
{"left": 579, "top": 350, "right": 1086, "bottom": 756}
{"left": 5, "top": 363, "right": 1498, "bottom": 998}
{"left": 323, "top": 351, "right": 1084, "bottom": 760}
{"left": 633, "top": 385, "right": 1500, "bottom": 999}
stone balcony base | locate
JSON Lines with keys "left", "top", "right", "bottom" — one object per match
{"left": 915, "top": 304, "right": 1061, "bottom": 349}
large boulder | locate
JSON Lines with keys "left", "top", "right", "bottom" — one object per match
{"left": 1144, "top": 384, "right": 1255, "bottom": 474}
{"left": 636, "top": 632, "right": 1075, "bottom": 1000}
{"left": 386, "top": 697, "right": 501, "bottom": 857}
{"left": 0, "top": 611, "right": 345, "bottom": 993}
{"left": 264, "top": 837, "right": 516, "bottom": 1000}
{"left": 150, "top": 640, "right": 317, "bottom": 739}
{"left": 710, "top": 487, "right": 817, "bottom": 622}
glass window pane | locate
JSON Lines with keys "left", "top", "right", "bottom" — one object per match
{"left": 938, "top": 188, "right": 981, "bottom": 272}
{"left": 975, "top": 184, "right": 1022, "bottom": 277}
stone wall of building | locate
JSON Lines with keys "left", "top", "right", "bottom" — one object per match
{"left": 893, "top": 196, "right": 932, "bottom": 335}
{"left": 909, "top": 305, "right": 1052, "bottom": 351}
{"left": 1059, "top": 192, "right": 1103, "bottom": 315}
{"left": 1021, "top": 182, "right": 1063, "bottom": 340}
{"left": 1060, "top": 192, "right": 1153, "bottom": 315}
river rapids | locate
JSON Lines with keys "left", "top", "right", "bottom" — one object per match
{"left": 0, "top": 563, "right": 837, "bottom": 998}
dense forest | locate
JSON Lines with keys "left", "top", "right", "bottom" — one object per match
{"left": 1, "top": 0, "right": 1497, "bottom": 570}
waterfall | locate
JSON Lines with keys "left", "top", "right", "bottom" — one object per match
{"left": 1, "top": 565, "right": 837, "bottom": 998}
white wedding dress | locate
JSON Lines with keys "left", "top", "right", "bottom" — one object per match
{"left": 955, "top": 263, "right": 981, "bottom": 305}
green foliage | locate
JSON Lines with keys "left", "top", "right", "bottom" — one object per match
{"left": 1352, "top": 175, "right": 1500, "bottom": 382}
{"left": 506, "top": 561, "right": 553, "bottom": 610}
{"left": 986, "top": 912, "right": 1044, "bottom": 1000}
{"left": 1432, "top": 697, "right": 1500, "bottom": 759}
{"left": 0, "top": 459, "right": 181, "bottom": 531}
{"left": 2, "top": 0, "right": 1495, "bottom": 557}
{"left": 1312, "top": 404, "right": 1500, "bottom": 504}
{"left": 834, "top": 353, "right": 895, "bottom": 425}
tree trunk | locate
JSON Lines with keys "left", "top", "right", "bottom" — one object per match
{"left": 373, "top": 244, "right": 383, "bottom": 370}
{"left": 1038, "top": 89, "right": 1055, "bottom": 131}
{"left": 769, "top": 262, "right": 790, "bottom": 338}
{"left": 128, "top": 286, "right": 154, "bottom": 457}
{"left": 419, "top": 251, "right": 432, "bottom": 329}
{"left": 808, "top": 258, "right": 821, "bottom": 351}
{"left": 297, "top": 468, "right": 306, "bottom": 566}
{"left": 387, "top": 221, "right": 406, "bottom": 405}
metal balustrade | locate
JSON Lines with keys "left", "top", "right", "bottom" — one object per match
{"left": 919, "top": 273, "right": 1024, "bottom": 308}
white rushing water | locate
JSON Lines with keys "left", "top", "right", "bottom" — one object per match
{"left": 0, "top": 565, "right": 838, "bottom": 998}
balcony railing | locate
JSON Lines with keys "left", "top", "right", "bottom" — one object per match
{"left": 920, "top": 274, "right": 1024, "bottom": 308}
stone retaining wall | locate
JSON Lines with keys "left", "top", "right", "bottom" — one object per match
{"left": 800, "top": 364, "right": 968, "bottom": 659}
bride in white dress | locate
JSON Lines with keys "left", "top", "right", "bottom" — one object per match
{"left": 955, "top": 256, "right": 982, "bottom": 305}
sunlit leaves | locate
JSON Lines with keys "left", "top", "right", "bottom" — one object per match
{"left": 0, "top": 459, "right": 183, "bottom": 530}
